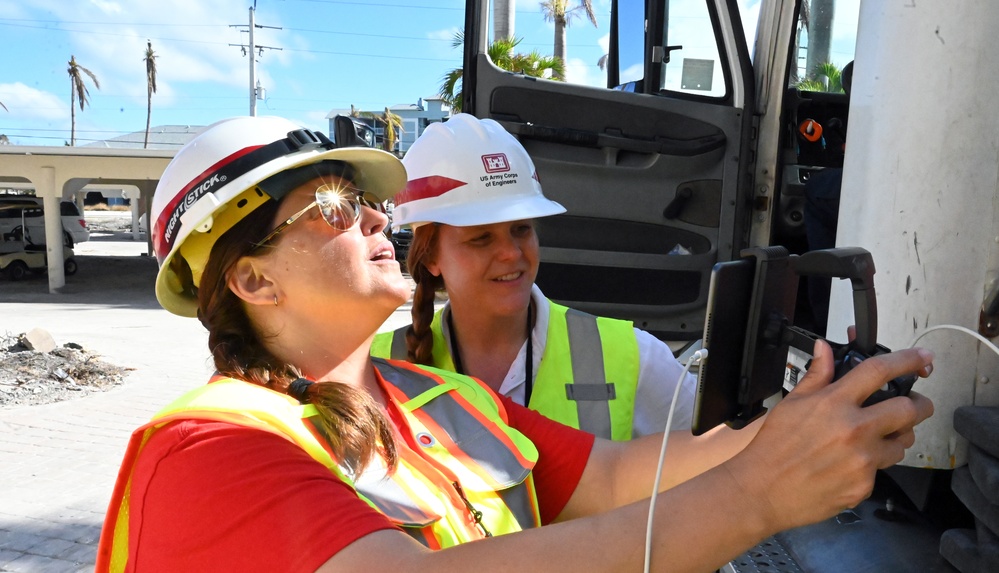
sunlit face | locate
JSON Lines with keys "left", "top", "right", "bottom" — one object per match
{"left": 428, "top": 220, "right": 539, "bottom": 317}
{"left": 256, "top": 175, "right": 410, "bottom": 323}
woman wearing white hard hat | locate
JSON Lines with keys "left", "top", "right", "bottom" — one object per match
{"left": 96, "top": 115, "right": 933, "bottom": 572}
{"left": 374, "top": 114, "right": 701, "bottom": 440}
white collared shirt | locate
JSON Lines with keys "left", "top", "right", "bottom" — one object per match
{"left": 439, "top": 284, "right": 697, "bottom": 435}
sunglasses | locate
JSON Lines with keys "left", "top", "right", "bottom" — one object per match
{"left": 252, "top": 183, "right": 381, "bottom": 250}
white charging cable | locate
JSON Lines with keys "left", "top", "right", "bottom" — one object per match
{"left": 909, "top": 324, "right": 999, "bottom": 360}
{"left": 643, "top": 347, "right": 708, "bottom": 573}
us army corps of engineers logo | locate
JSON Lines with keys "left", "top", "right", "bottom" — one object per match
{"left": 480, "top": 153, "right": 519, "bottom": 188}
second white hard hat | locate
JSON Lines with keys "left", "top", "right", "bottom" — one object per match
{"left": 393, "top": 114, "right": 565, "bottom": 229}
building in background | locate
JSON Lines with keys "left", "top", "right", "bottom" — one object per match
{"left": 326, "top": 97, "right": 450, "bottom": 155}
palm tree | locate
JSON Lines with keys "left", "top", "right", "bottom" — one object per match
{"left": 67, "top": 55, "right": 100, "bottom": 146}
{"left": 439, "top": 32, "right": 564, "bottom": 112}
{"left": 540, "top": 0, "right": 597, "bottom": 80}
{"left": 376, "top": 108, "right": 404, "bottom": 155}
{"left": 805, "top": 0, "right": 835, "bottom": 83}
{"left": 143, "top": 40, "right": 158, "bottom": 149}
{"left": 494, "top": 0, "right": 515, "bottom": 43}
{"left": 352, "top": 106, "right": 404, "bottom": 154}
{"left": 796, "top": 61, "right": 843, "bottom": 93}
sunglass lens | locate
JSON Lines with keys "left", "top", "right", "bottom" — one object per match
{"left": 316, "top": 187, "right": 360, "bottom": 231}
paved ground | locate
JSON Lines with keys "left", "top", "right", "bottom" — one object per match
{"left": 0, "top": 223, "right": 419, "bottom": 572}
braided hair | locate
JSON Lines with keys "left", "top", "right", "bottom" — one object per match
{"left": 404, "top": 224, "right": 444, "bottom": 365}
{"left": 196, "top": 194, "right": 397, "bottom": 475}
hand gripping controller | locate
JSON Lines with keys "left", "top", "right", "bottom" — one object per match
{"left": 790, "top": 248, "right": 917, "bottom": 407}
{"left": 832, "top": 346, "right": 917, "bottom": 407}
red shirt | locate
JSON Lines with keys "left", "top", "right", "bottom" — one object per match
{"left": 125, "top": 394, "right": 594, "bottom": 572}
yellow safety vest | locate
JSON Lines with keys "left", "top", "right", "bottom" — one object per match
{"left": 96, "top": 359, "right": 540, "bottom": 572}
{"left": 372, "top": 299, "right": 640, "bottom": 440}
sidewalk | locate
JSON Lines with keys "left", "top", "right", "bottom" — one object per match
{"left": 0, "top": 232, "right": 418, "bottom": 571}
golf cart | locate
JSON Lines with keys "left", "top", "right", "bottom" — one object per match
{"left": 0, "top": 203, "right": 77, "bottom": 281}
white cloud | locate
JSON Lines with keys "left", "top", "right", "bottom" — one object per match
{"left": 27, "top": 0, "right": 264, "bottom": 99}
{"left": 564, "top": 56, "right": 604, "bottom": 88}
{"left": 89, "top": 0, "right": 123, "bottom": 15}
{"left": 0, "top": 83, "right": 67, "bottom": 121}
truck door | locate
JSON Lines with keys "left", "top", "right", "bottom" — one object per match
{"left": 462, "top": 0, "right": 755, "bottom": 342}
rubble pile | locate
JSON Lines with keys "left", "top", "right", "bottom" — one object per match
{"left": 0, "top": 330, "right": 132, "bottom": 408}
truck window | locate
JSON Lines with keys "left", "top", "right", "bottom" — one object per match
{"left": 656, "top": 0, "right": 725, "bottom": 97}
{"left": 791, "top": 0, "right": 859, "bottom": 91}
{"left": 487, "top": 0, "right": 727, "bottom": 99}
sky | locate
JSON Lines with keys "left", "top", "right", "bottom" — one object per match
{"left": 0, "top": 0, "right": 614, "bottom": 147}
{"left": 0, "top": 0, "right": 857, "bottom": 148}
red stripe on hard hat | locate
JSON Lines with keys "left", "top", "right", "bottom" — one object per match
{"left": 395, "top": 176, "right": 466, "bottom": 206}
{"left": 153, "top": 144, "right": 265, "bottom": 260}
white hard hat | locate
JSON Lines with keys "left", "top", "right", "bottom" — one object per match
{"left": 151, "top": 115, "right": 407, "bottom": 317}
{"left": 393, "top": 113, "right": 565, "bottom": 229}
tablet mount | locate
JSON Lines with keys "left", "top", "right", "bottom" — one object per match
{"left": 695, "top": 246, "right": 917, "bottom": 434}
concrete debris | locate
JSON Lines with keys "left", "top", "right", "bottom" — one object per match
{"left": 20, "top": 327, "right": 57, "bottom": 353}
{"left": 1, "top": 331, "right": 132, "bottom": 408}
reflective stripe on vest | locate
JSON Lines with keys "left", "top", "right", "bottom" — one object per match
{"left": 374, "top": 299, "right": 640, "bottom": 441}
{"left": 376, "top": 360, "right": 541, "bottom": 536}
{"left": 95, "top": 362, "right": 540, "bottom": 572}
{"left": 372, "top": 309, "right": 456, "bottom": 371}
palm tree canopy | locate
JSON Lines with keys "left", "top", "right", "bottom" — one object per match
{"left": 438, "top": 32, "right": 564, "bottom": 112}
{"left": 355, "top": 108, "right": 404, "bottom": 152}
{"left": 68, "top": 55, "right": 101, "bottom": 111}
{"left": 796, "top": 61, "right": 843, "bottom": 93}
{"left": 540, "top": 0, "right": 597, "bottom": 27}
{"left": 144, "top": 41, "right": 158, "bottom": 94}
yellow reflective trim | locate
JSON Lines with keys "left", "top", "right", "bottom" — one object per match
{"left": 400, "top": 380, "right": 460, "bottom": 411}
{"left": 108, "top": 427, "right": 155, "bottom": 573}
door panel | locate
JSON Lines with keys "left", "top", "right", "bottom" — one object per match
{"left": 465, "top": 0, "right": 754, "bottom": 341}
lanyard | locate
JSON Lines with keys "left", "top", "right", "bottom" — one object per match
{"left": 447, "top": 304, "right": 534, "bottom": 406}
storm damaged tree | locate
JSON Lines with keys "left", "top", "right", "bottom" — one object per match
{"left": 68, "top": 55, "right": 101, "bottom": 146}
{"left": 143, "top": 40, "right": 158, "bottom": 149}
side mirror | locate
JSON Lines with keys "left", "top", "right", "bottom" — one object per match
{"left": 332, "top": 115, "right": 376, "bottom": 148}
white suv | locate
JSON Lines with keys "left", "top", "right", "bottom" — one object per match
{"left": 0, "top": 198, "right": 90, "bottom": 248}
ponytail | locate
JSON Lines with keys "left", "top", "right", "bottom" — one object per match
{"left": 198, "top": 199, "right": 396, "bottom": 475}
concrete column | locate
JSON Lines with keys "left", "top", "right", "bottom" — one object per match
{"left": 35, "top": 167, "right": 66, "bottom": 291}
{"left": 124, "top": 185, "right": 142, "bottom": 241}
{"left": 137, "top": 181, "right": 157, "bottom": 256}
{"left": 829, "top": 2, "right": 999, "bottom": 468}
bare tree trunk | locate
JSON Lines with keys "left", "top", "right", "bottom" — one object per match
{"left": 145, "top": 88, "right": 152, "bottom": 149}
{"left": 805, "top": 0, "right": 835, "bottom": 79}
{"left": 554, "top": 20, "right": 567, "bottom": 80}
{"left": 494, "top": 0, "right": 515, "bottom": 41}
{"left": 70, "top": 87, "right": 76, "bottom": 146}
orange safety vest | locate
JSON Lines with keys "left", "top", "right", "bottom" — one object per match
{"left": 96, "top": 359, "right": 541, "bottom": 572}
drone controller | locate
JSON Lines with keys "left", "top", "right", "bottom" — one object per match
{"left": 786, "top": 248, "right": 916, "bottom": 406}
{"left": 693, "top": 246, "right": 917, "bottom": 435}
{"left": 831, "top": 345, "right": 917, "bottom": 407}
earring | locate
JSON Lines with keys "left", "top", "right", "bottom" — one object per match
{"left": 274, "top": 295, "right": 279, "bottom": 306}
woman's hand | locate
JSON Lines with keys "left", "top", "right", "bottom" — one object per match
{"left": 725, "top": 339, "right": 934, "bottom": 533}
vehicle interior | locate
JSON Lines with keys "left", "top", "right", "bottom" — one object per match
{"left": 464, "top": 0, "right": 755, "bottom": 343}
{"left": 465, "top": 2, "right": 974, "bottom": 569}
{"left": 464, "top": 0, "right": 862, "bottom": 341}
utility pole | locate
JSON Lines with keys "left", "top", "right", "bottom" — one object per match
{"left": 229, "top": 3, "right": 281, "bottom": 116}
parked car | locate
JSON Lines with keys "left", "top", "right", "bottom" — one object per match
{"left": 0, "top": 197, "right": 90, "bottom": 247}
{"left": 390, "top": 228, "right": 412, "bottom": 263}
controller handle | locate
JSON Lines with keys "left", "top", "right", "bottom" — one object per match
{"left": 792, "top": 248, "right": 877, "bottom": 355}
